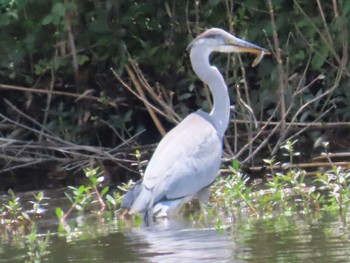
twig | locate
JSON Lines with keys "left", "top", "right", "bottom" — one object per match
{"left": 241, "top": 104, "right": 281, "bottom": 163}
{"left": 234, "top": 80, "right": 257, "bottom": 162}
{"left": 267, "top": 0, "right": 286, "bottom": 140}
{"left": 332, "top": 0, "right": 339, "bottom": 17}
{"left": 40, "top": 68, "right": 55, "bottom": 142}
{"left": 316, "top": 0, "right": 336, "bottom": 59}
{"left": 231, "top": 119, "right": 350, "bottom": 129}
{"left": 221, "top": 161, "right": 350, "bottom": 175}
{"left": 284, "top": 104, "right": 336, "bottom": 143}
{"left": 64, "top": 1, "right": 79, "bottom": 85}
{"left": 129, "top": 59, "right": 181, "bottom": 123}
{"left": 0, "top": 83, "right": 110, "bottom": 103}
{"left": 0, "top": 160, "right": 48, "bottom": 173}
{"left": 111, "top": 68, "right": 172, "bottom": 127}
{"left": 93, "top": 183, "right": 106, "bottom": 211}
{"left": 125, "top": 64, "right": 166, "bottom": 136}
{"left": 313, "top": 152, "right": 350, "bottom": 161}
{"left": 3, "top": 99, "right": 71, "bottom": 144}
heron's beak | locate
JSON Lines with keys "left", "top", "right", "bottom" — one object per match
{"left": 228, "top": 36, "right": 271, "bottom": 55}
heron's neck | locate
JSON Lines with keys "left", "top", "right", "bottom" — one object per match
{"left": 190, "top": 46, "right": 230, "bottom": 138}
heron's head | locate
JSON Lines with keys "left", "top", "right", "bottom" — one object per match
{"left": 187, "top": 28, "right": 270, "bottom": 55}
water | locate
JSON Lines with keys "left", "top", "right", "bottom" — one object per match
{"left": 1, "top": 189, "right": 350, "bottom": 262}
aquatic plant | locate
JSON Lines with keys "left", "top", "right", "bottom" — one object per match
{"left": 28, "top": 192, "right": 49, "bottom": 216}
{"left": 212, "top": 140, "right": 350, "bottom": 226}
{"left": 54, "top": 150, "right": 144, "bottom": 226}
{"left": 0, "top": 189, "right": 31, "bottom": 225}
{"left": 25, "top": 225, "right": 51, "bottom": 263}
{"left": 315, "top": 165, "right": 350, "bottom": 215}
{"left": 56, "top": 166, "right": 112, "bottom": 222}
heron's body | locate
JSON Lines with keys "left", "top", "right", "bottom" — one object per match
{"left": 129, "top": 110, "right": 222, "bottom": 215}
{"left": 121, "top": 28, "right": 269, "bottom": 222}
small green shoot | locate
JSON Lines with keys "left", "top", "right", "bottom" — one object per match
{"left": 25, "top": 225, "right": 51, "bottom": 263}
{"left": 1, "top": 189, "right": 31, "bottom": 225}
{"left": 28, "top": 192, "right": 49, "bottom": 215}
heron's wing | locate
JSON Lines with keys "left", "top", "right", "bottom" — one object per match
{"left": 143, "top": 111, "right": 223, "bottom": 202}
{"left": 120, "top": 179, "right": 143, "bottom": 209}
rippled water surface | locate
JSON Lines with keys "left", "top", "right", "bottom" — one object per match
{"left": 1, "top": 189, "right": 350, "bottom": 262}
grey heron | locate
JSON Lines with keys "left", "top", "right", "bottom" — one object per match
{"left": 121, "top": 28, "right": 269, "bottom": 223}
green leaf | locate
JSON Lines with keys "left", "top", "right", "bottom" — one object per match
{"left": 77, "top": 55, "right": 89, "bottom": 65}
{"left": 75, "top": 204, "right": 83, "bottom": 211}
{"left": 311, "top": 55, "right": 326, "bottom": 70}
{"left": 65, "top": 1, "right": 78, "bottom": 11}
{"left": 90, "top": 177, "right": 97, "bottom": 185}
{"left": 232, "top": 159, "right": 240, "bottom": 170}
{"left": 294, "top": 50, "right": 305, "bottom": 61}
{"left": 55, "top": 207, "right": 64, "bottom": 219}
{"left": 343, "top": 1, "right": 350, "bottom": 16}
{"left": 52, "top": 2, "right": 66, "bottom": 17}
{"left": 106, "top": 195, "right": 116, "bottom": 206}
{"left": 34, "top": 191, "right": 44, "bottom": 201}
{"left": 21, "top": 212, "right": 30, "bottom": 221}
{"left": 64, "top": 192, "right": 74, "bottom": 204}
{"left": 42, "top": 15, "right": 53, "bottom": 25}
{"left": 101, "top": 186, "right": 109, "bottom": 197}
{"left": 67, "top": 185, "right": 77, "bottom": 191}
{"left": 77, "top": 185, "right": 87, "bottom": 195}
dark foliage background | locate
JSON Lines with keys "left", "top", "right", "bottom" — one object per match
{"left": 1, "top": 0, "right": 350, "bottom": 170}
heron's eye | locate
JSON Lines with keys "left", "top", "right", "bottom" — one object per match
{"left": 226, "top": 38, "right": 235, "bottom": 45}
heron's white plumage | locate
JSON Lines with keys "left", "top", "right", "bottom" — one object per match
{"left": 129, "top": 110, "right": 222, "bottom": 214}
{"left": 122, "top": 28, "right": 269, "bottom": 221}
{"left": 146, "top": 111, "right": 221, "bottom": 196}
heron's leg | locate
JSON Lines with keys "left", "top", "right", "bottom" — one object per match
{"left": 153, "top": 199, "right": 184, "bottom": 218}
{"left": 142, "top": 211, "right": 149, "bottom": 227}
{"left": 143, "top": 209, "right": 155, "bottom": 227}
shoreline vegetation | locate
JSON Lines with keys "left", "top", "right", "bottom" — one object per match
{"left": 1, "top": 141, "right": 350, "bottom": 261}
